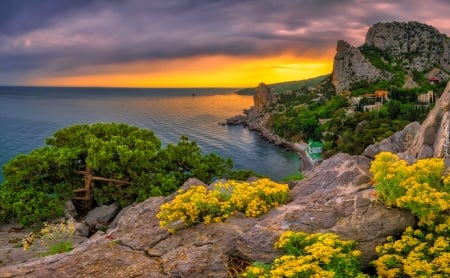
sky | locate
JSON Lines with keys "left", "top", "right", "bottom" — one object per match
{"left": 1, "top": 0, "right": 450, "bottom": 88}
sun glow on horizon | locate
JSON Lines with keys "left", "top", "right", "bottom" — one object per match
{"left": 29, "top": 53, "right": 333, "bottom": 88}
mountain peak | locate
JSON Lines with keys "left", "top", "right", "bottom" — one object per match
{"left": 332, "top": 21, "right": 450, "bottom": 93}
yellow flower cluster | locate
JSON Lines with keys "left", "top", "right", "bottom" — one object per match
{"left": 373, "top": 216, "right": 450, "bottom": 277}
{"left": 370, "top": 152, "right": 450, "bottom": 222}
{"left": 242, "top": 231, "right": 367, "bottom": 278}
{"left": 157, "top": 178, "right": 289, "bottom": 233}
{"left": 22, "top": 221, "right": 76, "bottom": 256}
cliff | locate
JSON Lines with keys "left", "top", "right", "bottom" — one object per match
{"left": 332, "top": 40, "right": 390, "bottom": 93}
{"left": 333, "top": 21, "right": 450, "bottom": 93}
{"left": 250, "top": 82, "right": 274, "bottom": 116}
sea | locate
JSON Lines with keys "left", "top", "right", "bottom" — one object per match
{"left": 0, "top": 86, "right": 300, "bottom": 183}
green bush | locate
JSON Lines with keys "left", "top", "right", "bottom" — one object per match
{"left": 0, "top": 123, "right": 234, "bottom": 226}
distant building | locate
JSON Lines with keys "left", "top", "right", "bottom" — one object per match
{"left": 363, "top": 102, "right": 383, "bottom": 112}
{"left": 429, "top": 77, "right": 440, "bottom": 85}
{"left": 418, "top": 91, "right": 434, "bottom": 104}
{"left": 364, "top": 90, "right": 389, "bottom": 100}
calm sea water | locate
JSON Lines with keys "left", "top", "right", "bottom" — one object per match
{"left": 0, "top": 86, "right": 300, "bottom": 182}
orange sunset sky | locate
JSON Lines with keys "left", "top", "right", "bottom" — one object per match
{"left": 1, "top": 1, "right": 450, "bottom": 88}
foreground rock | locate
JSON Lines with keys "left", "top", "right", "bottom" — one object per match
{"left": 0, "top": 154, "right": 415, "bottom": 277}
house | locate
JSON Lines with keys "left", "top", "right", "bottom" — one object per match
{"left": 307, "top": 139, "right": 323, "bottom": 162}
{"left": 363, "top": 102, "right": 383, "bottom": 112}
{"left": 429, "top": 77, "right": 440, "bottom": 85}
{"left": 418, "top": 91, "right": 434, "bottom": 104}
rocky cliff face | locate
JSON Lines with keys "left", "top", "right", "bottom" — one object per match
{"left": 333, "top": 21, "right": 450, "bottom": 93}
{"left": 0, "top": 155, "right": 415, "bottom": 277}
{"left": 252, "top": 82, "right": 273, "bottom": 114}
{"left": 365, "top": 22, "right": 450, "bottom": 73}
{"left": 332, "top": 40, "right": 390, "bottom": 93}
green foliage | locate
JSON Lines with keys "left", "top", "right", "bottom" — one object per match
{"left": 236, "top": 75, "right": 330, "bottom": 95}
{"left": 370, "top": 152, "right": 450, "bottom": 277}
{"left": 22, "top": 221, "right": 75, "bottom": 257}
{"left": 270, "top": 108, "right": 321, "bottom": 142}
{"left": 282, "top": 173, "right": 304, "bottom": 182}
{"left": 225, "top": 169, "right": 264, "bottom": 181}
{"left": 370, "top": 152, "right": 450, "bottom": 224}
{"left": 241, "top": 231, "right": 367, "bottom": 278}
{"left": 0, "top": 123, "right": 234, "bottom": 226}
{"left": 373, "top": 217, "right": 450, "bottom": 277}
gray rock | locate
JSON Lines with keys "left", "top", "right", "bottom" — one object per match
{"left": 85, "top": 204, "right": 120, "bottom": 227}
{"left": 64, "top": 200, "right": 78, "bottom": 219}
{"left": 401, "top": 80, "right": 450, "bottom": 161}
{"left": 333, "top": 21, "right": 450, "bottom": 93}
{"left": 364, "top": 121, "right": 420, "bottom": 158}
{"left": 74, "top": 222, "right": 90, "bottom": 237}
{"left": 332, "top": 40, "right": 390, "bottom": 94}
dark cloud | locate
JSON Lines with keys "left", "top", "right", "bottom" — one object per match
{"left": 0, "top": 0, "right": 449, "bottom": 84}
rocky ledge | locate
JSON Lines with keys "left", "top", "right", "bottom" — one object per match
{"left": 0, "top": 153, "right": 415, "bottom": 277}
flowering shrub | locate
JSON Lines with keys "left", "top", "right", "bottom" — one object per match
{"left": 370, "top": 152, "right": 450, "bottom": 221}
{"left": 22, "top": 221, "right": 76, "bottom": 257}
{"left": 241, "top": 231, "right": 367, "bottom": 278}
{"left": 373, "top": 216, "right": 450, "bottom": 277}
{"left": 157, "top": 178, "right": 289, "bottom": 233}
{"left": 370, "top": 152, "right": 450, "bottom": 277}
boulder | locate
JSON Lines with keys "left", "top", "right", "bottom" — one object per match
{"left": 364, "top": 121, "right": 420, "bottom": 158}
{"left": 0, "top": 154, "right": 416, "bottom": 276}
{"left": 84, "top": 204, "right": 120, "bottom": 227}
{"left": 64, "top": 200, "right": 78, "bottom": 220}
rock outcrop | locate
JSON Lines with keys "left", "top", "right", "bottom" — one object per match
{"left": 251, "top": 83, "right": 273, "bottom": 115}
{"left": 0, "top": 155, "right": 416, "bottom": 277}
{"left": 364, "top": 121, "right": 420, "bottom": 159}
{"left": 332, "top": 40, "right": 390, "bottom": 93}
{"left": 332, "top": 21, "right": 450, "bottom": 93}
{"left": 365, "top": 22, "right": 450, "bottom": 73}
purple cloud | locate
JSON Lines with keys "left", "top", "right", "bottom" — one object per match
{"left": 0, "top": 0, "right": 449, "bottom": 84}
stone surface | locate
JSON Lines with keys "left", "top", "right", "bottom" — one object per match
{"left": 364, "top": 121, "right": 420, "bottom": 158}
{"left": 332, "top": 40, "right": 389, "bottom": 94}
{"left": 365, "top": 22, "right": 450, "bottom": 73}
{"left": 252, "top": 82, "right": 273, "bottom": 114}
{"left": 401, "top": 80, "right": 450, "bottom": 161}
{"left": 64, "top": 200, "right": 78, "bottom": 219}
{"left": 0, "top": 155, "right": 416, "bottom": 277}
{"left": 84, "top": 204, "right": 120, "bottom": 227}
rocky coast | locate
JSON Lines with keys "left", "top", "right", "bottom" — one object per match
{"left": 226, "top": 83, "right": 316, "bottom": 171}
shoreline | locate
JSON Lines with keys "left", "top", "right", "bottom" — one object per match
{"left": 225, "top": 114, "right": 316, "bottom": 172}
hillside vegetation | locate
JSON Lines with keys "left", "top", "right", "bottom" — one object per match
{"left": 236, "top": 75, "right": 329, "bottom": 95}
